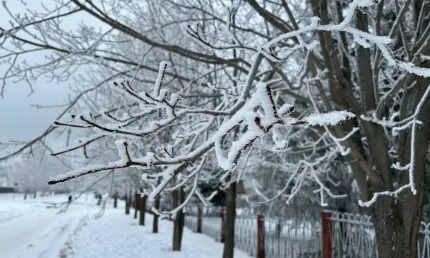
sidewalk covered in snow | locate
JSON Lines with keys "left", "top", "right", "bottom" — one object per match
{"left": 0, "top": 194, "right": 251, "bottom": 258}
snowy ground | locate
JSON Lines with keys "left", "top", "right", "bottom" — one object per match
{"left": 0, "top": 194, "right": 252, "bottom": 258}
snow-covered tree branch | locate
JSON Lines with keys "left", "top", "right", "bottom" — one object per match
{"left": 1, "top": 0, "right": 430, "bottom": 256}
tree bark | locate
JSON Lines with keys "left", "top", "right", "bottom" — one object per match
{"left": 152, "top": 196, "right": 160, "bottom": 233}
{"left": 371, "top": 195, "right": 421, "bottom": 258}
{"left": 222, "top": 182, "right": 236, "bottom": 258}
{"left": 172, "top": 186, "right": 185, "bottom": 251}
{"left": 134, "top": 192, "right": 139, "bottom": 219}
{"left": 139, "top": 194, "right": 147, "bottom": 226}
{"left": 197, "top": 205, "right": 202, "bottom": 233}
{"left": 371, "top": 94, "right": 429, "bottom": 258}
{"left": 125, "top": 194, "right": 130, "bottom": 215}
{"left": 113, "top": 192, "right": 118, "bottom": 208}
{"left": 308, "top": 0, "right": 430, "bottom": 256}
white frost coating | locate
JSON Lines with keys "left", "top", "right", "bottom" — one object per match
{"left": 153, "top": 61, "right": 170, "bottom": 98}
{"left": 353, "top": 35, "right": 371, "bottom": 48}
{"left": 256, "top": 82, "right": 278, "bottom": 127}
{"left": 49, "top": 160, "right": 124, "bottom": 182}
{"left": 180, "top": 23, "right": 213, "bottom": 51}
{"left": 157, "top": 89, "right": 168, "bottom": 101}
{"left": 195, "top": 190, "right": 211, "bottom": 206}
{"left": 167, "top": 168, "right": 201, "bottom": 215}
{"left": 213, "top": 82, "right": 278, "bottom": 170}
{"left": 361, "top": 85, "right": 430, "bottom": 206}
{"left": 115, "top": 139, "right": 129, "bottom": 162}
{"left": 304, "top": 111, "right": 355, "bottom": 126}
{"left": 278, "top": 103, "right": 294, "bottom": 117}
{"left": 335, "top": 127, "right": 360, "bottom": 142}
{"left": 392, "top": 162, "right": 410, "bottom": 171}
{"left": 252, "top": 179, "right": 270, "bottom": 202}
{"left": 134, "top": 152, "right": 155, "bottom": 168}
{"left": 148, "top": 164, "right": 181, "bottom": 202}
{"left": 305, "top": 81, "right": 353, "bottom": 156}
{"left": 261, "top": 0, "right": 430, "bottom": 78}
{"left": 168, "top": 93, "right": 179, "bottom": 106}
{"left": 408, "top": 85, "right": 430, "bottom": 195}
{"left": 165, "top": 158, "right": 205, "bottom": 191}
{"left": 222, "top": 127, "right": 264, "bottom": 171}
{"left": 359, "top": 183, "right": 412, "bottom": 207}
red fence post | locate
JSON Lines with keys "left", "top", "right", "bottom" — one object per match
{"left": 321, "top": 211, "right": 333, "bottom": 258}
{"left": 197, "top": 206, "right": 202, "bottom": 233}
{"left": 257, "top": 215, "right": 265, "bottom": 258}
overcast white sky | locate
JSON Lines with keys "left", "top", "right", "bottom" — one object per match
{"left": 0, "top": 79, "right": 69, "bottom": 142}
{"left": 0, "top": 1, "right": 102, "bottom": 149}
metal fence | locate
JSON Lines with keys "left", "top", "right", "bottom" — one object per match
{"left": 264, "top": 217, "right": 321, "bottom": 258}
{"left": 329, "top": 212, "right": 378, "bottom": 258}
{"left": 184, "top": 209, "right": 430, "bottom": 258}
{"left": 235, "top": 216, "right": 257, "bottom": 256}
{"left": 329, "top": 211, "right": 430, "bottom": 258}
{"left": 184, "top": 208, "right": 322, "bottom": 257}
{"left": 184, "top": 215, "right": 198, "bottom": 232}
{"left": 419, "top": 222, "right": 430, "bottom": 258}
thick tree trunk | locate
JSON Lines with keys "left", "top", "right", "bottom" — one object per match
{"left": 152, "top": 197, "right": 160, "bottom": 233}
{"left": 222, "top": 182, "right": 236, "bottom": 258}
{"left": 139, "top": 194, "right": 147, "bottom": 226}
{"left": 172, "top": 186, "right": 185, "bottom": 251}
{"left": 372, "top": 95, "right": 429, "bottom": 258}
{"left": 371, "top": 196, "right": 422, "bottom": 258}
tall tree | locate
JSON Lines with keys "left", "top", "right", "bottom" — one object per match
{"left": 1, "top": 1, "right": 430, "bottom": 257}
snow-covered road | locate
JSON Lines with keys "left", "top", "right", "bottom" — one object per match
{"left": 0, "top": 194, "right": 97, "bottom": 258}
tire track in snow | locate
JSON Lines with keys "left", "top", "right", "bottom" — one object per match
{"left": 37, "top": 216, "right": 75, "bottom": 258}
{"left": 0, "top": 211, "right": 23, "bottom": 224}
{"left": 0, "top": 205, "right": 95, "bottom": 258}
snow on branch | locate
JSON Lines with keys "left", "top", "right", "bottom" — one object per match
{"left": 49, "top": 66, "right": 354, "bottom": 206}
{"left": 359, "top": 85, "right": 430, "bottom": 207}
{"left": 260, "top": 0, "right": 430, "bottom": 78}
{"left": 49, "top": 58, "right": 355, "bottom": 215}
{"left": 302, "top": 111, "right": 355, "bottom": 126}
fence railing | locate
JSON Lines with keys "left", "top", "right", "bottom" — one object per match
{"left": 328, "top": 211, "right": 430, "bottom": 258}
{"left": 185, "top": 208, "right": 321, "bottom": 258}
{"left": 264, "top": 217, "right": 321, "bottom": 258}
{"left": 184, "top": 208, "right": 430, "bottom": 258}
{"left": 328, "top": 211, "right": 378, "bottom": 258}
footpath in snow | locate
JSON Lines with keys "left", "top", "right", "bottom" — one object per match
{"left": 0, "top": 194, "right": 252, "bottom": 258}
{"left": 0, "top": 193, "right": 98, "bottom": 258}
{"left": 64, "top": 204, "right": 252, "bottom": 258}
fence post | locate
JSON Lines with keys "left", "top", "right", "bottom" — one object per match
{"left": 257, "top": 215, "right": 265, "bottom": 258}
{"left": 197, "top": 206, "right": 202, "bottom": 233}
{"left": 321, "top": 211, "right": 333, "bottom": 258}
